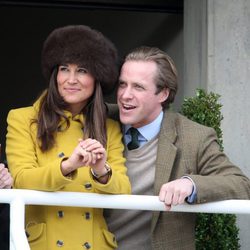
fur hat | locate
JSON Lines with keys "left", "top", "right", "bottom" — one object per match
{"left": 41, "top": 25, "right": 119, "bottom": 94}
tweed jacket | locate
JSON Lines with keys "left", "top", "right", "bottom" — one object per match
{"left": 108, "top": 105, "right": 250, "bottom": 250}
{"left": 6, "top": 100, "right": 131, "bottom": 250}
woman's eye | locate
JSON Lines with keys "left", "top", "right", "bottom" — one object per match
{"left": 78, "top": 68, "right": 87, "bottom": 74}
{"left": 59, "top": 66, "right": 68, "bottom": 71}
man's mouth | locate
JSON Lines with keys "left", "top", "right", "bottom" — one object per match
{"left": 122, "top": 103, "right": 136, "bottom": 110}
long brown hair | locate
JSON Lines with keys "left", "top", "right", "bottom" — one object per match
{"left": 35, "top": 67, "right": 107, "bottom": 152}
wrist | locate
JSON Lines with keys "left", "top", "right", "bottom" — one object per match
{"left": 61, "top": 158, "right": 75, "bottom": 176}
{"left": 90, "top": 162, "right": 112, "bottom": 180}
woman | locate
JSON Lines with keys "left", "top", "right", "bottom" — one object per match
{"left": 6, "top": 25, "right": 131, "bottom": 250}
{"left": 0, "top": 162, "right": 12, "bottom": 250}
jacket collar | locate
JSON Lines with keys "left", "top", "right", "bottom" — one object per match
{"left": 154, "top": 110, "right": 178, "bottom": 194}
{"left": 152, "top": 110, "right": 178, "bottom": 232}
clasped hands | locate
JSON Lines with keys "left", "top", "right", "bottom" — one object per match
{"left": 159, "top": 178, "right": 193, "bottom": 211}
{"left": 60, "top": 138, "right": 107, "bottom": 177}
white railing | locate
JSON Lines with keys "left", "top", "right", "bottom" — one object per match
{"left": 0, "top": 189, "right": 250, "bottom": 250}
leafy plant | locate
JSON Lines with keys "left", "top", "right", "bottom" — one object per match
{"left": 180, "top": 89, "right": 240, "bottom": 250}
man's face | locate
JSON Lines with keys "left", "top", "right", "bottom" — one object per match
{"left": 117, "top": 60, "right": 169, "bottom": 128}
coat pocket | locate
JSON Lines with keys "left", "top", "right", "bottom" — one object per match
{"left": 103, "top": 228, "right": 118, "bottom": 249}
{"left": 26, "top": 222, "right": 47, "bottom": 250}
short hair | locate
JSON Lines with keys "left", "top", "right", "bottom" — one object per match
{"left": 124, "top": 46, "right": 178, "bottom": 109}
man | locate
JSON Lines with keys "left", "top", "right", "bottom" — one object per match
{"left": 105, "top": 46, "right": 250, "bottom": 249}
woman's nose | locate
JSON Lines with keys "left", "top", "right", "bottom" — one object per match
{"left": 68, "top": 72, "right": 77, "bottom": 84}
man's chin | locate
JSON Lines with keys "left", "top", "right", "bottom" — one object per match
{"left": 119, "top": 115, "right": 134, "bottom": 125}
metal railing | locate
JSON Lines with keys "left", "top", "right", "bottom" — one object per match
{"left": 1, "top": 189, "right": 250, "bottom": 250}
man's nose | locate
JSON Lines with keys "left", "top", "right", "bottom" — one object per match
{"left": 120, "top": 87, "right": 133, "bottom": 99}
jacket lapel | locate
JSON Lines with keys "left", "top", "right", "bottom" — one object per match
{"left": 107, "top": 104, "right": 179, "bottom": 232}
{"left": 151, "top": 111, "right": 178, "bottom": 232}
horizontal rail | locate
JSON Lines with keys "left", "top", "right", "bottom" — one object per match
{"left": 0, "top": 189, "right": 250, "bottom": 250}
{"left": 1, "top": 189, "right": 250, "bottom": 213}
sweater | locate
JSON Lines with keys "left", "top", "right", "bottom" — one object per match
{"left": 106, "top": 136, "right": 158, "bottom": 250}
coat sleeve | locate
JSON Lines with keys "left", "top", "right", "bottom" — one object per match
{"left": 6, "top": 109, "right": 77, "bottom": 191}
{"left": 90, "top": 119, "right": 131, "bottom": 195}
{"left": 188, "top": 127, "right": 250, "bottom": 203}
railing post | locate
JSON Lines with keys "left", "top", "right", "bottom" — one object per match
{"left": 10, "top": 197, "right": 30, "bottom": 250}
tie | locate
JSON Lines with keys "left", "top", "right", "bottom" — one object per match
{"left": 127, "top": 127, "right": 140, "bottom": 150}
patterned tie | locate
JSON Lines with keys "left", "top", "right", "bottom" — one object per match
{"left": 127, "top": 127, "right": 140, "bottom": 150}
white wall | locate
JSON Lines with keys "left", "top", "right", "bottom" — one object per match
{"left": 206, "top": 1, "right": 250, "bottom": 248}
{"left": 185, "top": 0, "right": 250, "bottom": 248}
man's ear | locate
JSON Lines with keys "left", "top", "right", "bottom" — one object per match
{"left": 158, "top": 88, "right": 170, "bottom": 103}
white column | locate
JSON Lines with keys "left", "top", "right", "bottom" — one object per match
{"left": 184, "top": 0, "right": 208, "bottom": 97}
{"left": 184, "top": 0, "right": 250, "bottom": 248}
{"left": 207, "top": 2, "right": 250, "bottom": 247}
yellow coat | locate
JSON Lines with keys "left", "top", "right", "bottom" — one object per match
{"left": 6, "top": 100, "right": 131, "bottom": 250}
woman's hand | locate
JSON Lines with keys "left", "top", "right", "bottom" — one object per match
{"left": 0, "top": 163, "right": 13, "bottom": 189}
{"left": 60, "top": 139, "right": 107, "bottom": 177}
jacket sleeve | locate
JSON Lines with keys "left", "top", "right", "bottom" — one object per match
{"left": 90, "top": 119, "right": 131, "bottom": 195}
{"left": 188, "top": 127, "right": 250, "bottom": 203}
{"left": 6, "top": 109, "right": 77, "bottom": 191}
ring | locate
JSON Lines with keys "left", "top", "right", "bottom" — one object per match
{"left": 81, "top": 146, "right": 89, "bottom": 152}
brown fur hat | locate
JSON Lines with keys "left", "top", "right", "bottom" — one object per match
{"left": 41, "top": 25, "right": 118, "bottom": 94}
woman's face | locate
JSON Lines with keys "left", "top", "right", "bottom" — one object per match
{"left": 57, "top": 63, "right": 95, "bottom": 115}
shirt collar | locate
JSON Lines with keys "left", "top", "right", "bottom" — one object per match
{"left": 124, "top": 111, "right": 163, "bottom": 141}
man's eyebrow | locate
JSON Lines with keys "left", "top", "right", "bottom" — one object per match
{"left": 118, "top": 79, "right": 126, "bottom": 83}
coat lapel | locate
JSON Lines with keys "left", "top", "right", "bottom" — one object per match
{"left": 151, "top": 111, "right": 178, "bottom": 232}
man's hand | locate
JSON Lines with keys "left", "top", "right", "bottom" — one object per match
{"left": 0, "top": 163, "right": 13, "bottom": 189}
{"left": 159, "top": 178, "right": 193, "bottom": 211}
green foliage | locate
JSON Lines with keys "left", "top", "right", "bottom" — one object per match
{"left": 180, "top": 89, "right": 240, "bottom": 250}
{"left": 181, "top": 89, "right": 223, "bottom": 149}
{"left": 195, "top": 214, "right": 240, "bottom": 249}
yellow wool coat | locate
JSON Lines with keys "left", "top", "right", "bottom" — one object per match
{"left": 6, "top": 100, "right": 131, "bottom": 250}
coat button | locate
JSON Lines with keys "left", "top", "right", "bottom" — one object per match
{"left": 58, "top": 152, "right": 65, "bottom": 158}
{"left": 84, "top": 183, "right": 92, "bottom": 190}
{"left": 83, "top": 242, "right": 91, "bottom": 249}
{"left": 85, "top": 212, "right": 91, "bottom": 220}
{"left": 56, "top": 240, "right": 64, "bottom": 247}
{"left": 58, "top": 210, "right": 64, "bottom": 218}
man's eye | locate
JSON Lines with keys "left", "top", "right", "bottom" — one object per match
{"left": 119, "top": 82, "right": 126, "bottom": 88}
{"left": 135, "top": 84, "right": 144, "bottom": 90}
